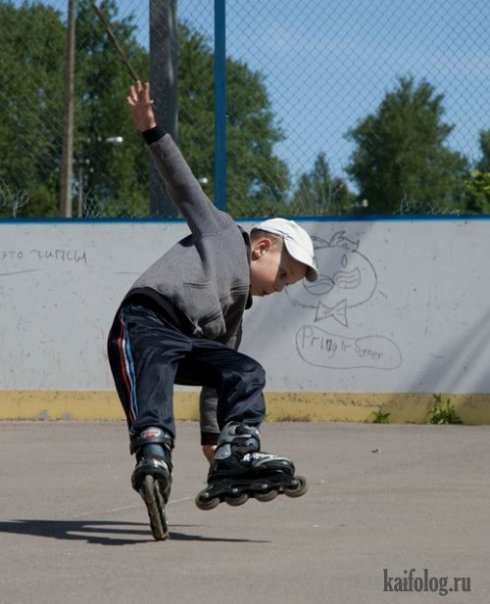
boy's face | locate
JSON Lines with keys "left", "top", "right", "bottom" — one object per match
{"left": 249, "top": 237, "right": 307, "bottom": 296}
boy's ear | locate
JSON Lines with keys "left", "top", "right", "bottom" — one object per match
{"left": 251, "top": 237, "right": 272, "bottom": 259}
{"left": 251, "top": 244, "right": 262, "bottom": 260}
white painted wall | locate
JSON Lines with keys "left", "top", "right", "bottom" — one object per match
{"left": 1, "top": 219, "right": 488, "bottom": 393}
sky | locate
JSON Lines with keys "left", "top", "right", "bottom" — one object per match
{"left": 13, "top": 0, "right": 490, "bottom": 186}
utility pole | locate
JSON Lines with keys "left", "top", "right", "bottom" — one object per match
{"left": 59, "top": 0, "right": 77, "bottom": 218}
{"left": 149, "top": 0, "right": 178, "bottom": 217}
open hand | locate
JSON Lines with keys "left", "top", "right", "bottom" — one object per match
{"left": 127, "top": 81, "right": 157, "bottom": 132}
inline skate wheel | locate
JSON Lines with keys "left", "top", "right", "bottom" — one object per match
{"left": 225, "top": 493, "right": 249, "bottom": 506}
{"left": 284, "top": 476, "right": 308, "bottom": 498}
{"left": 142, "top": 474, "right": 169, "bottom": 541}
{"left": 195, "top": 491, "right": 220, "bottom": 510}
{"left": 255, "top": 489, "right": 278, "bottom": 502}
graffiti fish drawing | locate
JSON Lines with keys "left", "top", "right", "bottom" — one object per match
{"left": 287, "top": 230, "right": 377, "bottom": 327}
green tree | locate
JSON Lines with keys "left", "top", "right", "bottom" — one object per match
{"left": 0, "top": 0, "right": 149, "bottom": 218}
{"left": 346, "top": 76, "right": 469, "bottom": 215}
{"left": 476, "top": 129, "right": 490, "bottom": 172}
{"left": 464, "top": 170, "right": 490, "bottom": 213}
{"left": 289, "top": 152, "right": 354, "bottom": 216}
{"left": 463, "top": 130, "right": 490, "bottom": 213}
{"left": 0, "top": 3, "right": 288, "bottom": 218}
{"left": 74, "top": 0, "right": 150, "bottom": 217}
{"left": 0, "top": 0, "right": 65, "bottom": 217}
{"left": 177, "top": 23, "right": 289, "bottom": 218}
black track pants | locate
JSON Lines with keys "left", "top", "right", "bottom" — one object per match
{"left": 107, "top": 304, "right": 265, "bottom": 441}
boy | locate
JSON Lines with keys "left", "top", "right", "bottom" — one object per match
{"left": 107, "top": 81, "right": 319, "bottom": 540}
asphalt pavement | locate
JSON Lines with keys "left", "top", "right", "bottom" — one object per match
{"left": 0, "top": 421, "right": 488, "bottom": 604}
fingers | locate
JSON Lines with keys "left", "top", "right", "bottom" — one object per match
{"left": 127, "top": 81, "right": 153, "bottom": 106}
{"left": 128, "top": 82, "right": 139, "bottom": 105}
{"left": 141, "top": 81, "right": 154, "bottom": 106}
{"left": 143, "top": 81, "right": 151, "bottom": 103}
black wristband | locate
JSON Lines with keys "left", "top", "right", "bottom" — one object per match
{"left": 142, "top": 126, "right": 165, "bottom": 145}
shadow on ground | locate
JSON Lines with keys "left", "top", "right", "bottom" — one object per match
{"left": 0, "top": 519, "right": 269, "bottom": 546}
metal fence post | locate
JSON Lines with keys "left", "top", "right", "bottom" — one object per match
{"left": 214, "top": 0, "right": 226, "bottom": 210}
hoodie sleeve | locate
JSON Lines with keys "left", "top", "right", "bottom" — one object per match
{"left": 143, "top": 127, "right": 232, "bottom": 237}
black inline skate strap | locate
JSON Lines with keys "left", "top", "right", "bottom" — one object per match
{"left": 130, "top": 427, "right": 173, "bottom": 455}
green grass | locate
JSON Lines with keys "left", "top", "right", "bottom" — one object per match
{"left": 371, "top": 406, "right": 391, "bottom": 424}
{"left": 428, "top": 394, "right": 463, "bottom": 425}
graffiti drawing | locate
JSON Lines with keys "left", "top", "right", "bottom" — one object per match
{"left": 287, "top": 230, "right": 402, "bottom": 370}
{"left": 296, "top": 325, "right": 402, "bottom": 370}
{"left": 286, "top": 230, "right": 377, "bottom": 327}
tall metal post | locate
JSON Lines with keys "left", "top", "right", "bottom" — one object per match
{"left": 149, "top": 0, "right": 178, "bottom": 217}
{"left": 214, "top": 0, "right": 227, "bottom": 210}
{"left": 59, "top": 0, "right": 77, "bottom": 218}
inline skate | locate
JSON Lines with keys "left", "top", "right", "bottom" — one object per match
{"left": 131, "top": 427, "right": 173, "bottom": 541}
{"left": 195, "top": 422, "right": 307, "bottom": 510}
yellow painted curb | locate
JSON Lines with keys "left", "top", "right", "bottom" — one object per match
{"left": 0, "top": 390, "right": 199, "bottom": 421}
{"left": 0, "top": 390, "right": 489, "bottom": 424}
{"left": 263, "top": 392, "right": 490, "bottom": 425}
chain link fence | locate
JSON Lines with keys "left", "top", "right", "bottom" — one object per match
{"left": 1, "top": 0, "right": 489, "bottom": 219}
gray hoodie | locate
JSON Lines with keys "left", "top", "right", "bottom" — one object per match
{"left": 123, "top": 129, "right": 253, "bottom": 440}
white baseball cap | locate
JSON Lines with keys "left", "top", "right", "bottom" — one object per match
{"left": 253, "top": 218, "right": 319, "bottom": 282}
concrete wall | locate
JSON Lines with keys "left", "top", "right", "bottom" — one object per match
{"left": 1, "top": 219, "right": 489, "bottom": 422}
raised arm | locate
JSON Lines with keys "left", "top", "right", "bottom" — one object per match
{"left": 127, "top": 81, "right": 230, "bottom": 236}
